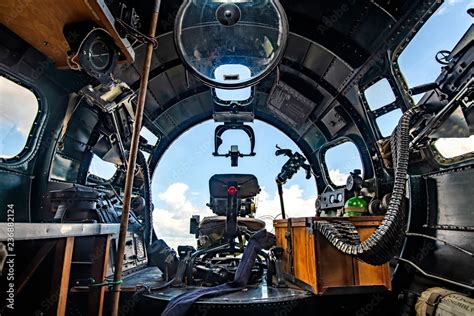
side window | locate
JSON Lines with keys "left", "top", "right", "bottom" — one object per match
{"left": 364, "top": 78, "right": 401, "bottom": 138}
{"left": 88, "top": 154, "right": 117, "bottom": 180}
{"left": 398, "top": 2, "right": 472, "bottom": 103}
{"left": 376, "top": 108, "right": 402, "bottom": 137}
{"left": 140, "top": 127, "right": 158, "bottom": 145}
{"left": 364, "top": 78, "right": 396, "bottom": 110}
{"left": 140, "top": 127, "right": 158, "bottom": 160}
{"left": 433, "top": 136, "right": 474, "bottom": 159}
{"left": 325, "top": 141, "right": 363, "bottom": 186}
{"left": 0, "top": 76, "right": 39, "bottom": 159}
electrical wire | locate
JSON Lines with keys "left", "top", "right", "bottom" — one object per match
{"left": 405, "top": 232, "right": 474, "bottom": 257}
{"left": 66, "top": 27, "right": 112, "bottom": 71}
{"left": 394, "top": 256, "right": 474, "bottom": 291}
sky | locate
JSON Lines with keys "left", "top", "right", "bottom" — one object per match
{"left": 0, "top": 1, "right": 473, "bottom": 250}
{"left": 0, "top": 76, "right": 38, "bottom": 158}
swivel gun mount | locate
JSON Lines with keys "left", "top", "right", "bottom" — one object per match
{"left": 275, "top": 145, "right": 312, "bottom": 184}
{"left": 212, "top": 122, "right": 256, "bottom": 167}
{"left": 274, "top": 145, "right": 312, "bottom": 219}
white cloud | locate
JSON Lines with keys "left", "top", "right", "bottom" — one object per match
{"left": 328, "top": 169, "right": 349, "bottom": 186}
{"left": 256, "top": 185, "right": 316, "bottom": 231}
{"left": 0, "top": 77, "right": 38, "bottom": 137}
{"left": 153, "top": 182, "right": 316, "bottom": 249}
{"left": 153, "top": 183, "right": 213, "bottom": 249}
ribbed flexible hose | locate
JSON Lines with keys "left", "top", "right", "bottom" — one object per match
{"left": 316, "top": 107, "right": 420, "bottom": 265}
{"left": 136, "top": 150, "right": 153, "bottom": 248}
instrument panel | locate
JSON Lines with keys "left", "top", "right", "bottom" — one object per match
{"left": 320, "top": 188, "right": 346, "bottom": 210}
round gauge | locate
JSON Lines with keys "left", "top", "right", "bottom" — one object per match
{"left": 329, "top": 195, "right": 335, "bottom": 203}
{"left": 346, "top": 175, "right": 354, "bottom": 191}
{"left": 78, "top": 29, "right": 118, "bottom": 83}
{"left": 337, "top": 193, "right": 343, "bottom": 203}
{"left": 88, "top": 38, "right": 112, "bottom": 71}
{"left": 315, "top": 197, "right": 321, "bottom": 211}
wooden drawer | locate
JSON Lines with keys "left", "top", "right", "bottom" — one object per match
{"left": 274, "top": 216, "right": 391, "bottom": 295}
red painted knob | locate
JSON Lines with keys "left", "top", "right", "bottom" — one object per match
{"left": 227, "top": 186, "right": 237, "bottom": 196}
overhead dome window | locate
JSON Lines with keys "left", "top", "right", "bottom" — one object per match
{"left": 174, "top": 0, "right": 288, "bottom": 88}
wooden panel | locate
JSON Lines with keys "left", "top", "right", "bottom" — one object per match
{"left": 50, "top": 237, "right": 75, "bottom": 316}
{"left": 354, "top": 225, "right": 391, "bottom": 289}
{"left": 292, "top": 223, "right": 317, "bottom": 291}
{"left": 274, "top": 221, "right": 290, "bottom": 273}
{"left": 0, "top": 0, "right": 134, "bottom": 68}
{"left": 88, "top": 235, "right": 111, "bottom": 316}
{"left": 315, "top": 230, "right": 354, "bottom": 292}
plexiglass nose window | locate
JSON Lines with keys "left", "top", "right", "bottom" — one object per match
{"left": 175, "top": 0, "right": 288, "bottom": 88}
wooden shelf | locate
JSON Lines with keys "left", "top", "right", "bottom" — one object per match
{"left": 0, "top": 223, "right": 119, "bottom": 241}
{"left": 0, "top": 0, "right": 135, "bottom": 68}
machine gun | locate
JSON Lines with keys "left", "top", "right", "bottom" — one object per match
{"left": 275, "top": 145, "right": 312, "bottom": 219}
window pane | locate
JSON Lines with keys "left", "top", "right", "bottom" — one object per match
{"left": 0, "top": 76, "right": 39, "bottom": 159}
{"left": 325, "top": 142, "right": 363, "bottom": 186}
{"left": 376, "top": 109, "right": 402, "bottom": 137}
{"left": 89, "top": 154, "right": 117, "bottom": 180}
{"left": 398, "top": 2, "right": 472, "bottom": 89}
{"left": 364, "top": 78, "right": 396, "bottom": 110}
{"left": 215, "top": 87, "right": 251, "bottom": 101}
{"left": 141, "top": 126, "right": 158, "bottom": 145}
{"left": 434, "top": 136, "right": 474, "bottom": 159}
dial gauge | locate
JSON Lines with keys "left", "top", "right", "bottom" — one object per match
{"left": 77, "top": 29, "right": 118, "bottom": 83}
{"left": 88, "top": 38, "right": 112, "bottom": 71}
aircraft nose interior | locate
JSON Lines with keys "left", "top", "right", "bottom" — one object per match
{"left": 0, "top": 0, "right": 473, "bottom": 315}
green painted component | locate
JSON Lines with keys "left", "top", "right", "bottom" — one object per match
{"left": 344, "top": 196, "right": 367, "bottom": 216}
{"left": 344, "top": 211, "right": 364, "bottom": 217}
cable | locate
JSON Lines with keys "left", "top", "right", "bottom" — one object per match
{"left": 149, "top": 278, "right": 176, "bottom": 292}
{"left": 66, "top": 27, "right": 112, "bottom": 71}
{"left": 136, "top": 150, "right": 153, "bottom": 248}
{"left": 394, "top": 257, "right": 474, "bottom": 291}
{"left": 405, "top": 232, "right": 474, "bottom": 257}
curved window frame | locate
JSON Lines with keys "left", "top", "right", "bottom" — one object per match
{"left": 0, "top": 72, "right": 43, "bottom": 164}
{"left": 320, "top": 138, "right": 365, "bottom": 188}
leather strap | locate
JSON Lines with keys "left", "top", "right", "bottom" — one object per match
{"left": 425, "top": 289, "right": 453, "bottom": 316}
